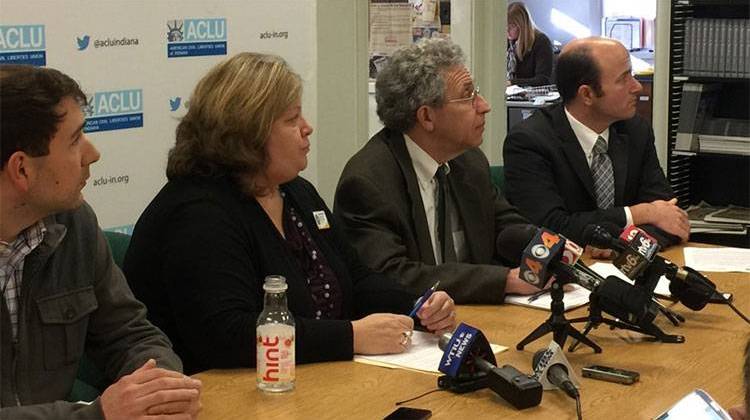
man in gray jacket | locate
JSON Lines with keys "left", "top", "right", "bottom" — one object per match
{"left": 0, "top": 65, "right": 202, "bottom": 419}
{"left": 334, "top": 39, "right": 538, "bottom": 304}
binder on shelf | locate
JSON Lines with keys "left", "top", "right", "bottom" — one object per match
{"left": 675, "top": 83, "right": 720, "bottom": 152}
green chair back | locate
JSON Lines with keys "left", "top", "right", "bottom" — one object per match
{"left": 490, "top": 165, "right": 505, "bottom": 194}
{"left": 68, "top": 231, "right": 132, "bottom": 402}
{"left": 103, "top": 231, "right": 132, "bottom": 268}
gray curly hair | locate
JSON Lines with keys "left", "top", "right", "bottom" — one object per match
{"left": 375, "top": 38, "right": 466, "bottom": 133}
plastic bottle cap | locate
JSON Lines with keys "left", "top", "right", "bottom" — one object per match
{"left": 263, "top": 275, "right": 288, "bottom": 292}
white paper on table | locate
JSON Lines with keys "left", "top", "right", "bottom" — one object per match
{"left": 354, "top": 331, "right": 507, "bottom": 375}
{"left": 504, "top": 283, "right": 591, "bottom": 311}
{"left": 589, "top": 262, "right": 672, "bottom": 296}
{"left": 683, "top": 247, "right": 750, "bottom": 273}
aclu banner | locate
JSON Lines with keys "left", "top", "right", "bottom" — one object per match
{"left": 0, "top": 24, "right": 46, "bottom": 65}
{"left": 84, "top": 89, "right": 144, "bottom": 133}
{"left": 0, "top": 0, "right": 316, "bottom": 232}
{"left": 167, "top": 18, "right": 227, "bottom": 58}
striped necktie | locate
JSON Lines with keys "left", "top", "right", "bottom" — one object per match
{"left": 591, "top": 136, "right": 614, "bottom": 209}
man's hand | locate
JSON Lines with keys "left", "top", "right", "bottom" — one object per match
{"left": 100, "top": 359, "right": 202, "bottom": 420}
{"left": 729, "top": 404, "right": 746, "bottom": 420}
{"left": 632, "top": 198, "right": 690, "bottom": 242}
{"left": 504, "top": 267, "right": 544, "bottom": 295}
{"left": 586, "top": 246, "right": 613, "bottom": 259}
{"left": 415, "top": 291, "right": 456, "bottom": 335}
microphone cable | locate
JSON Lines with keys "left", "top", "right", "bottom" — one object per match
{"left": 726, "top": 299, "right": 750, "bottom": 325}
{"left": 575, "top": 394, "right": 583, "bottom": 420}
{"left": 394, "top": 387, "right": 445, "bottom": 405}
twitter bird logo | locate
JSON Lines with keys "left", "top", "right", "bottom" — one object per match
{"left": 169, "top": 97, "right": 182, "bottom": 112}
{"left": 77, "top": 35, "right": 90, "bottom": 51}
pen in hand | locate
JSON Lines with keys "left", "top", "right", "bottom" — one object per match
{"left": 409, "top": 280, "right": 441, "bottom": 318}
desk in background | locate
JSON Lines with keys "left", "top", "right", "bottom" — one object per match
{"left": 194, "top": 244, "right": 748, "bottom": 419}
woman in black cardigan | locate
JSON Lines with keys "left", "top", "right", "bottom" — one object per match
{"left": 123, "top": 53, "right": 456, "bottom": 374}
{"left": 507, "top": 2, "right": 554, "bottom": 87}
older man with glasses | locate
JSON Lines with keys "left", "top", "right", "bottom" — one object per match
{"left": 334, "top": 38, "right": 540, "bottom": 305}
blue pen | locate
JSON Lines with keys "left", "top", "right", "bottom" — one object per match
{"left": 408, "top": 280, "right": 440, "bottom": 318}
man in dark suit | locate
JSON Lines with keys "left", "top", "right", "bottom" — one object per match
{"left": 334, "top": 39, "right": 538, "bottom": 304}
{"left": 504, "top": 37, "right": 689, "bottom": 253}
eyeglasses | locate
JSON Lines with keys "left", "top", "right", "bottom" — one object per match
{"left": 446, "top": 87, "right": 481, "bottom": 108}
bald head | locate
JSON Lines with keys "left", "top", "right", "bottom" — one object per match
{"left": 556, "top": 37, "right": 629, "bottom": 104}
{"left": 560, "top": 36, "right": 624, "bottom": 55}
{"left": 556, "top": 36, "right": 641, "bottom": 131}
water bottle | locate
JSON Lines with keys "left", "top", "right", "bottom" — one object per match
{"left": 256, "top": 275, "right": 295, "bottom": 392}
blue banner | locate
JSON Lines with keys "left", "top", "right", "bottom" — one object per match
{"left": 0, "top": 50, "right": 45, "bottom": 66}
{"left": 167, "top": 41, "right": 226, "bottom": 58}
{"left": 84, "top": 113, "right": 143, "bottom": 133}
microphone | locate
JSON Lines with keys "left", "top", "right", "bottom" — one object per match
{"left": 496, "top": 225, "right": 580, "bottom": 287}
{"left": 583, "top": 224, "right": 717, "bottom": 311}
{"left": 572, "top": 260, "right": 605, "bottom": 291}
{"left": 438, "top": 323, "right": 542, "bottom": 409}
{"left": 583, "top": 224, "right": 658, "bottom": 279}
{"left": 532, "top": 341, "right": 579, "bottom": 400}
{"left": 665, "top": 265, "right": 717, "bottom": 311}
{"left": 593, "top": 276, "right": 659, "bottom": 326}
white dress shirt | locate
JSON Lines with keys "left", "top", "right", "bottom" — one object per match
{"left": 403, "top": 134, "right": 467, "bottom": 263}
{"left": 564, "top": 108, "right": 633, "bottom": 226}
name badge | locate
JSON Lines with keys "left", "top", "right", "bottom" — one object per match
{"left": 313, "top": 210, "right": 330, "bottom": 230}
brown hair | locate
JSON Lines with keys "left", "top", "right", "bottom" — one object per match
{"left": 166, "top": 52, "right": 302, "bottom": 194}
{"left": 508, "top": 2, "right": 538, "bottom": 59}
{"left": 0, "top": 65, "right": 86, "bottom": 168}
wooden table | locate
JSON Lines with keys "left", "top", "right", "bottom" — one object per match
{"left": 194, "top": 244, "right": 749, "bottom": 419}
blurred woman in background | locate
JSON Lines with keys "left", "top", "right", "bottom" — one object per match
{"left": 507, "top": 2, "right": 554, "bottom": 87}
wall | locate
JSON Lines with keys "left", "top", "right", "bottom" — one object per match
{"left": 0, "top": 0, "right": 318, "bottom": 231}
{"left": 523, "top": 0, "right": 603, "bottom": 47}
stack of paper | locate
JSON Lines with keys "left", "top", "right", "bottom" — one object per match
{"left": 683, "top": 247, "right": 750, "bottom": 273}
{"left": 504, "top": 284, "right": 591, "bottom": 311}
{"left": 687, "top": 202, "right": 748, "bottom": 235}
{"left": 354, "top": 331, "right": 507, "bottom": 375}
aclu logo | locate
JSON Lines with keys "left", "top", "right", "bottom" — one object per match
{"left": 0, "top": 24, "right": 46, "bottom": 66}
{"left": 83, "top": 89, "right": 144, "bottom": 133}
{"left": 76, "top": 34, "right": 140, "bottom": 51}
{"left": 166, "top": 18, "right": 226, "bottom": 58}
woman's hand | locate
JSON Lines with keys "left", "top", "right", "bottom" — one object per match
{"left": 416, "top": 291, "right": 456, "bottom": 335}
{"left": 352, "top": 314, "right": 414, "bottom": 355}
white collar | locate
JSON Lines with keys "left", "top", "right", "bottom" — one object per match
{"left": 403, "top": 133, "right": 449, "bottom": 184}
{"left": 564, "top": 107, "right": 610, "bottom": 166}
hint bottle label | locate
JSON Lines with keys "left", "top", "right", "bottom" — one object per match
{"left": 256, "top": 324, "right": 295, "bottom": 385}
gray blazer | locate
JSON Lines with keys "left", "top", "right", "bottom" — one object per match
{"left": 334, "top": 128, "right": 529, "bottom": 304}
{"left": 0, "top": 203, "right": 181, "bottom": 419}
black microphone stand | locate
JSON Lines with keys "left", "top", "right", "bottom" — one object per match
{"left": 635, "top": 258, "right": 686, "bottom": 328}
{"left": 516, "top": 276, "right": 602, "bottom": 353}
{"left": 568, "top": 261, "right": 685, "bottom": 352}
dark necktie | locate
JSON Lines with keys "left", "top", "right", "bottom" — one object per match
{"left": 591, "top": 136, "right": 615, "bottom": 209}
{"left": 435, "top": 165, "right": 456, "bottom": 263}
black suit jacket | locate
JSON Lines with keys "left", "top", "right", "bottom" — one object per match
{"left": 334, "top": 128, "right": 529, "bottom": 304}
{"left": 503, "top": 104, "right": 676, "bottom": 246}
{"left": 123, "top": 175, "right": 415, "bottom": 374}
